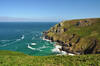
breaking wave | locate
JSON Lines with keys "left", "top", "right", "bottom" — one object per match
{"left": 21, "top": 35, "right": 24, "bottom": 40}
{"left": 52, "top": 45, "right": 68, "bottom": 55}
{"left": 31, "top": 43, "right": 36, "bottom": 45}
{"left": 0, "top": 35, "right": 25, "bottom": 47}
{"left": 0, "top": 40, "right": 10, "bottom": 42}
{"left": 42, "top": 37, "right": 51, "bottom": 42}
{"left": 52, "top": 45, "right": 62, "bottom": 53}
{"left": 38, "top": 45, "right": 47, "bottom": 49}
{"left": 27, "top": 44, "right": 47, "bottom": 51}
{"left": 52, "top": 44, "right": 74, "bottom": 55}
{"left": 16, "top": 35, "right": 25, "bottom": 41}
{"left": 27, "top": 44, "right": 36, "bottom": 50}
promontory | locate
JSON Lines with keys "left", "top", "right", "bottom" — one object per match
{"left": 43, "top": 18, "right": 100, "bottom": 55}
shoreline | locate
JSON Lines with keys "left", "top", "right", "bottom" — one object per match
{"left": 42, "top": 35, "right": 75, "bottom": 56}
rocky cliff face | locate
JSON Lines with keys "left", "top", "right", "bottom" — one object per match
{"left": 43, "top": 18, "right": 100, "bottom": 54}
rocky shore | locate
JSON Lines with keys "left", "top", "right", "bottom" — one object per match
{"left": 43, "top": 32, "right": 77, "bottom": 55}
{"left": 43, "top": 18, "right": 100, "bottom": 55}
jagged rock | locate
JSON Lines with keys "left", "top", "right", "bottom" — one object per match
{"left": 43, "top": 18, "right": 100, "bottom": 55}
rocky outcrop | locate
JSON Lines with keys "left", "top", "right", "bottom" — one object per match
{"left": 43, "top": 18, "right": 100, "bottom": 55}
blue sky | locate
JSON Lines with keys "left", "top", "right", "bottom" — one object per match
{"left": 0, "top": 0, "right": 100, "bottom": 22}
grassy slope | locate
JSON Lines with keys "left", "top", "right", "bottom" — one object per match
{"left": 0, "top": 51, "right": 100, "bottom": 66}
{"left": 47, "top": 18, "right": 100, "bottom": 53}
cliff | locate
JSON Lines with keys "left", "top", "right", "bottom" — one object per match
{"left": 44, "top": 18, "right": 100, "bottom": 54}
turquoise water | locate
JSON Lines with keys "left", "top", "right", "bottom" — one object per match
{"left": 0, "top": 22, "right": 57, "bottom": 56}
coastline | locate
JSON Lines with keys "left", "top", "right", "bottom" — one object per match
{"left": 42, "top": 33, "right": 75, "bottom": 56}
{"left": 42, "top": 18, "right": 100, "bottom": 55}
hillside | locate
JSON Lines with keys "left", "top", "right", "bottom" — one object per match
{"left": 0, "top": 50, "right": 100, "bottom": 66}
{"left": 44, "top": 18, "right": 100, "bottom": 54}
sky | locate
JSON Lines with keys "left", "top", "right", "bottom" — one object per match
{"left": 0, "top": 0, "right": 100, "bottom": 22}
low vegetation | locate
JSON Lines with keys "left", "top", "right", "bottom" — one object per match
{"left": 0, "top": 50, "right": 100, "bottom": 66}
{"left": 44, "top": 18, "right": 100, "bottom": 54}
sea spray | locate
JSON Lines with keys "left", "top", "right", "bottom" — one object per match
{"left": 51, "top": 44, "right": 68, "bottom": 55}
{"left": 52, "top": 45, "right": 62, "bottom": 53}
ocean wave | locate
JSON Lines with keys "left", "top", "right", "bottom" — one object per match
{"left": 57, "top": 52, "right": 74, "bottom": 56}
{"left": 21, "top": 35, "right": 24, "bottom": 40}
{"left": 52, "top": 44, "right": 75, "bottom": 55}
{"left": 0, "top": 41, "right": 18, "bottom": 47}
{"left": 0, "top": 39, "right": 17, "bottom": 47}
{"left": 0, "top": 35, "right": 24, "bottom": 43}
{"left": 0, "top": 35, "right": 25, "bottom": 47}
{"left": 15, "top": 35, "right": 25, "bottom": 41}
{"left": 60, "top": 51, "right": 67, "bottom": 55}
{"left": 38, "top": 45, "right": 47, "bottom": 49}
{"left": 68, "top": 53, "right": 74, "bottom": 56}
{"left": 0, "top": 40, "right": 10, "bottom": 44}
{"left": 31, "top": 43, "right": 36, "bottom": 45}
{"left": 1, "top": 44, "right": 9, "bottom": 47}
{"left": 14, "top": 38, "right": 21, "bottom": 42}
{"left": 0, "top": 40, "right": 10, "bottom": 42}
{"left": 42, "top": 37, "right": 51, "bottom": 42}
{"left": 52, "top": 45, "right": 62, "bottom": 53}
{"left": 27, "top": 44, "right": 47, "bottom": 51}
{"left": 32, "top": 37, "right": 35, "bottom": 40}
{"left": 35, "top": 45, "right": 47, "bottom": 51}
{"left": 27, "top": 44, "right": 36, "bottom": 50}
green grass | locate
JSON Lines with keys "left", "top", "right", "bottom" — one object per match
{"left": 0, "top": 50, "right": 27, "bottom": 56}
{"left": 0, "top": 50, "right": 100, "bottom": 66}
{"left": 66, "top": 21, "right": 100, "bottom": 38}
{"left": 47, "top": 18, "right": 100, "bottom": 53}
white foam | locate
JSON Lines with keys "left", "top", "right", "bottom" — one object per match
{"left": 52, "top": 45, "right": 71, "bottom": 55}
{"left": 27, "top": 44, "right": 47, "bottom": 51}
{"left": 52, "top": 45, "right": 62, "bottom": 53}
{"left": 16, "top": 35, "right": 24, "bottom": 41}
{"left": 2, "top": 44, "right": 10, "bottom": 47}
{"left": 1, "top": 40, "right": 10, "bottom": 42}
{"left": 39, "top": 45, "right": 47, "bottom": 49}
{"left": 68, "top": 53, "right": 74, "bottom": 56}
{"left": 16, "top": 39, "right": 21, "bottom": 41}
{"left": 42, "top": 37, "right": 51, "bottom": 42}
{"left": 61, "top": 51, "right": 67, "bottom": 55}
{"left": 35, "top": 45, "right": 47, "bottom": 51}
{"left": 21, "top": 35, "right": 24, "bottom": 40}
{"left": 27, "top": 44, "right": 36, "bottom": 50}
{"left": 31, "top": 43, "right": 36, "bottom": 45}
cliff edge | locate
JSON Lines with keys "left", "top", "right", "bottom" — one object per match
{"left": 44, "top": 18, "right": 100, "bottom": 54}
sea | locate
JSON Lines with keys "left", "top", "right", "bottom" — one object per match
{"left": 0, "top": 22, "right": 58, "bottom": 56}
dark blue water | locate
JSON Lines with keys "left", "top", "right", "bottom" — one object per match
{"left": 0, "top": 22, "right": 57, "bottom": 56}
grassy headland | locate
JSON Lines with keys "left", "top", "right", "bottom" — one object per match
{"left": 44, "top": 18, "right": 100, "bottom": 54}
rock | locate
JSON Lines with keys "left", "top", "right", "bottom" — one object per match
{"left": 84, "top": 39, "right": 97, "bottom": 54}
{"left": 43, "top": 18, "right": 100, "bottom": 55}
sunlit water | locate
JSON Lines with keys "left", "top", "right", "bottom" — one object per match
{"left": 0, "top": 22, "right": 57, "bottom": 56}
